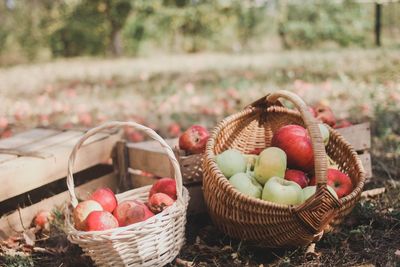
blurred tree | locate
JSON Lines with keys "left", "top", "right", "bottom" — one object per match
{"left": 47, "top": 0, "right": 131, "bottom": 57}
{"left": 231, "top": 0, "right": 267, "bottom": 49}
{"left": 278, "top": 0, "right": 371, "bottom": 49}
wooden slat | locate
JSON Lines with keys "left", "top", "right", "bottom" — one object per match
{"left": 128, "top": 138, "right": 178, "bottom": 153}
{"left": 128, "top": 140, "right": 177, "bottom": 178}
{"left": 0, "top": 129, "right": 60, "bottom": 149}
{"left": 0, "top": 131, "right": 121, "bottom": 202}
{"left": 0, "top": 154, "right": 16, "bottom": 164}
{"left": 0, "top": 173, "right": 117, "bottom": 239}
{"left": 130, "top": 174, "right": 158, "bottom": 189}
{"left": 336, "top": 123, "right": 371, "bottom": 151}
{"left": 359, "top": 152, "right": 372, "bottom": 179}
{"left": 17, "top": 131, "right": 83, "bottom": 153}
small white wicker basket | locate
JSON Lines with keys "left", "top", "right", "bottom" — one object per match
{"left": 65, "top": 121, "right": 189, "bottom": 267}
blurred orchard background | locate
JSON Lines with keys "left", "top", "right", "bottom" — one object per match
{"left": 1, "top": 0, "right": 399, "bottom": 171}
{"left": 1, "top": 0, "right": 399, "bottom": 177}
{"left": 0, "top": 0, "right": 400, "bottom": 265}
{"left": 0, "top": 0, "right": 399, "bottom": 178}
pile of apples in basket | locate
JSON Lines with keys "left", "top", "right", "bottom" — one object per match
{"left": 73, "top": 178, "right": 176, "bottom": 231}
{"left": 217, "top": 122, "right": 353, "bottom": 205}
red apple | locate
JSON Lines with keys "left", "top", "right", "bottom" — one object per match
{"left": 284, "top": 169, "right": 308, "bottom": 188}
{"left": 248, "top": 147, "right": 264, "bottom": 155}
{"left": 149, "top": 178, "right": 177, "bottom": 200}
{"left": 148, "top": 193, "right": 175, "bottom": 213}
{"left": 113, "top": 200, "right": 154, "bottom": 226}
{"left": 308, "top": 106, "right": 317, "bottom": 117}
{"left": 271, "top": 125, "right": 314, "bottom": 172}
{"left": 86, "top": 211, "right": 119, "bottom": 231}
{"left": 309, "top": 169, "right": 353, "bottom": 198}
{"left": 179, "top": 125, "right": 210, "bottom": 154}
{"left": 73, "top": 200, "right": 103, "bottom": 230}
{"left": 33, "top": 210, "right": 54, "bottom": 230}
{"left": 313, "top": 104, "right": 336, "bottom": 127}
{"left": 90, "top": 188, "right": 117, "bottom": 213}
{"left": 334, "top": 119, "right": 352, "bottom": 129}
{"left": 168, "top": 122, "right": 181, "bottom": 137}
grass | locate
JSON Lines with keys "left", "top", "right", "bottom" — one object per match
{"left": 0, "top": 48, "right": 399, "bottom": 266}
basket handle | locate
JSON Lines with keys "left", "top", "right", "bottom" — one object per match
{"left": 266, "top": 90, "right": 327, "bottom": 187}
{"left": 66, "top": 121, "right": 183, "bottom": 208}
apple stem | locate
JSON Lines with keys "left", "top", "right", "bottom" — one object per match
{"left": 245, "top": 162, "right": 252, "bottom": 174}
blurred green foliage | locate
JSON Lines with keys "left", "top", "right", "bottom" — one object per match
{"left": 279, "top": 0, "right": 371, "bottom": 48}
{"left": 0, "top": 0, "right": 398, "bottom": 64}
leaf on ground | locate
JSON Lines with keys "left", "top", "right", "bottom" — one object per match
{"left": 23, "top": 228, "right": 36, "bottom": 247}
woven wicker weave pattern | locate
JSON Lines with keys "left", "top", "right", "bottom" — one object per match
{"left": 66, "top": 121, "right": 189, "bottom": 267}
{"left": 203, "top": 91, "right": 365, "bottom": 247}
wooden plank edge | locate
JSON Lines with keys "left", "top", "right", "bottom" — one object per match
{"left": 0, "top": 131, "right": 122, "bottom": 202}
{"left": 0, "top": 172, "right": 117, "bottom": 240}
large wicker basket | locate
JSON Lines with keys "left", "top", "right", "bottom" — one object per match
{"left": 66, "top": 121, "right": 189, "bottom": 266}
{"left": 202, "top": 91, "right": 366, "bottom": 247}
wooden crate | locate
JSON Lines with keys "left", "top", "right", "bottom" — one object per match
{"left": 0, "top": 128, "right": 122, "bottom": 238}
{"left": 121, "top": 122, "right": 372, "bottom": 214}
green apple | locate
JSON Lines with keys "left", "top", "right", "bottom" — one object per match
{"left": 254, "top": 147, "right": 287, "bottom": 185}
{"left": 216, "top": 149, "right": 246, "bottom": 178}
{"left": 262, "top": 177, "right": 302, "bottom": 205}
{"left": 319, "top": 123, "right": 330, "bottom": 145}
{"left": 229, "top": 172, "right": 262, "bottom": 198}
{"left": 301, "top": 185, "right": 338, "bottom": 203}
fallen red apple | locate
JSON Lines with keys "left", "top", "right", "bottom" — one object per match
{"left": 86, "top": 211, "right": 119, "bottom": 231}
{"left": 168, "top": 122, "right": 181, "bottom": 137}
{"left": 113, "top": 200, "right": 154, "bottom": 226}
{"left": 309, "top": 168, "right": 353, "bottom": 198}
{"left": 149, "top": 178, "right": 177, "bottom": 200}
{"left": 33, "top": 210, "right": 54, "bottom": 230}
{"left": 90, "top": 188, "right": 117, "bottom": 213}
{"left": 308, "top": 106, "right": 317, "bottom": 117}
{"left": 284, "top": 169, "right": 308, "bottom": 188}
{"left": 271, "top": 125, "right": 314, "bottom": 172}
{"left": 73, "top": 200, "right": 103, "bottom": 230}
{"left": 313, "top": 103, "right": 336, "bottom": 127}
{"left": 179, "top": 125, "right": 210, "bottom": 154}
{"left": 334, "top": 119, "right": 352, "bottom": 129}
{"left": 148, "top": 193, "right": 175, "bottom": 213}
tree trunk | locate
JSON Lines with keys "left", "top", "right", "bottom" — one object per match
{"left": 110, "top": 28, "right": 123, "bottom": 56}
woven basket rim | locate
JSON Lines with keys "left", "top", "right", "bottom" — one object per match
{"left": 205, "top": 105, "right": 366, "bottom": 211}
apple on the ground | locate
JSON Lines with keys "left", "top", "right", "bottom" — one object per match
{"left": 179, "top": 125, "right": 210, "bottom": 154}
{"left": 262, "top": 177, "right": 302, "bottom": 205}
{"left": 216, "top": 149, "right": 246, "bottom": 178}
{"left": 229, "top": 172, "right": 262, "bottom": 198}
{"left": 313, "top": 103, "right": 336, "bottom": 127}
{"left": 254, "top": 147, "right": 287, "bottom": 185}
{"left": 334, "top": 119, "right": 352, "bottom": 129}
{"left": 33, "top": 210, "right": 54, "bottom": 230}
{"left": 271, "top": 125, "right": 314, "bottom": 172}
